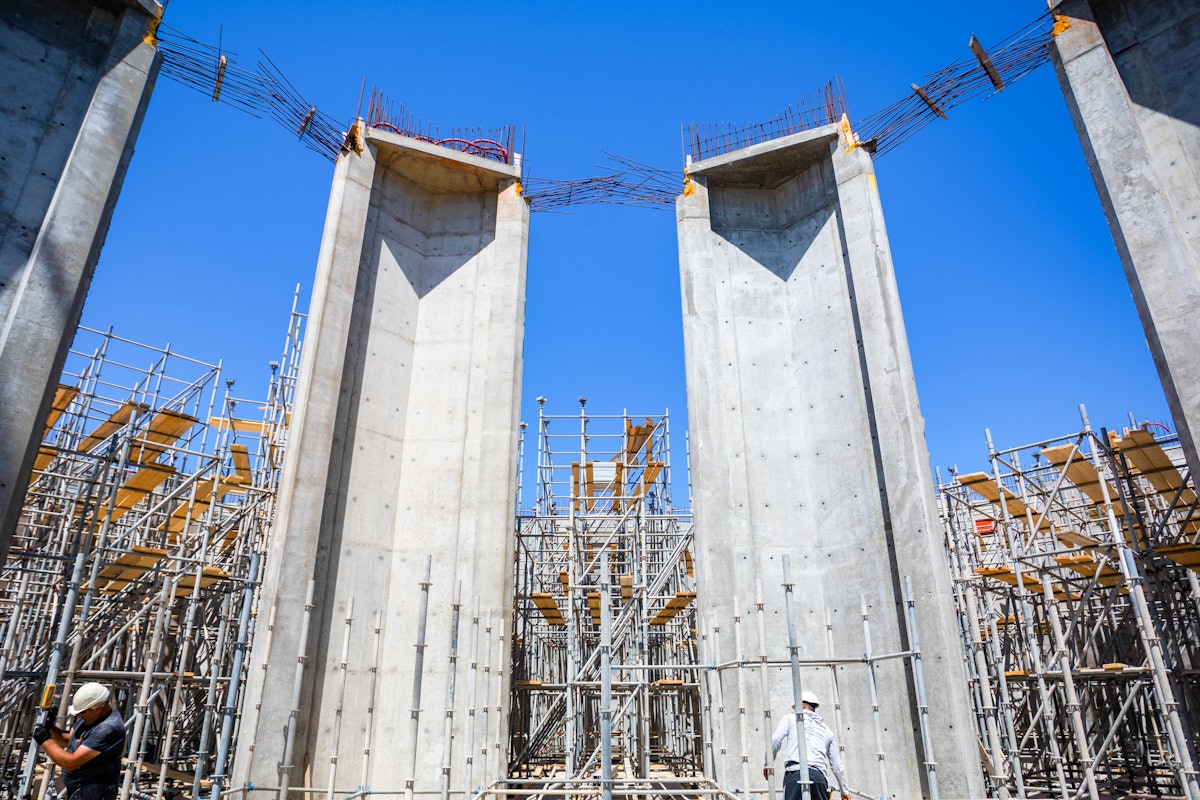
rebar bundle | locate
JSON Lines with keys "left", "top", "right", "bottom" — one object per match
{"left": 856, "top": 13, "right": 1055, "bottom": 156}
{"left": 939, "top": 408, "right": 1200, "bottom": 799}
{"left": 154, "top": 12, "right": 1058, "bottom": 208}
{"left": 522, "top": 154, "right": 679, "bottom": 212}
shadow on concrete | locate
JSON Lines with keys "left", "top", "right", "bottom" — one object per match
{"left": 1095, "top": 0, "right": 1200, "bottom": 130}
{"left": 375, "top": 170, "right": 500, "bottom": 299}
{"left": 708, "top": 182, "right": 836, "bottom": 281}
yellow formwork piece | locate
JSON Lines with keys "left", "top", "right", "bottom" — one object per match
{"left": 107, "top": 463, "right": 176, "bottom": 523}
{"left": 1057, "top": 529, "right": 1102, "bottom": 549}
{"left": 78, "top": 401, "right": 150, "bottom": 452}
{"left": 33, "top": 445, "right": 57, "bottom": 473}
{"left": 956, "top": 472, "right": 1037, "bottom": 523}
{"left": 973, "top": 567, "right": 1078, "bottom": 601}
{"left": 625, "top": 418, "right": 655, "bottom": 461}
{"left": 1053, "top": 553, "right": 1123, "bottom": 587}
{"left": 94, "top": 545, "right": 228, "bottom": 595}
{"left": 129, "top": 408, "right": 198, "bottom": 464}
{"left": 234, "top": 443, "right": 255, "bottom": 482}
{"left": 160, "top": 475, "right": 247, "bottom": 537}
{"left": 530, "top": 592, "right": 565, "bottom": 626}
{"left": 635, "top": 461, "right": 664, "bottom": 499}
{"left": 571, "top": 462, "right": 580, "bottom": 513}
{"left": 649, "top": 591, "right": 695, "bottom": 626}
{"left": 586, "top": 591, "right": 601, "bottom": 626}
{"left": 1153, "top": 542, "right": 1200, "bottom": 573}
{"left": 45, "top": 384, "right": 79, "bottom": 432}
{"left": 1112, "top": 429, "right": 1197, "bottom": 504}
{"left": 620, "top": 573, "right": 632, "bottom": 600}
{"left": 1040, "top": 444, "right": 1121, "bottom": 507}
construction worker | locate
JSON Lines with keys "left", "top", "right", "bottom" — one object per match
{"left": 764, "top": 690, "right": 850, "bottom": 800}
{"left": 33, "top": 682, "right": 126, "bottom": 800}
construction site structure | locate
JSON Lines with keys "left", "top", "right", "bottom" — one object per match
{"left": 506, "top": 403, "right": 704, "bottom": 795}
{"left": 940, "top": 406, "right": 1200, "bottom": 799}
{"left": 676, "top": 121, "right": 983, "bottom": 798}
{"left": 230, "top": 126, "right": 529, "bottom": 797}
{"left": 1050, "top": 0, "right": 1200, "bottom": 476}
{"left": 0, "top": 293, "right": 304, "bottom": 800}
{"left": 0, "top": 0, "right": 163, "bottom": 565}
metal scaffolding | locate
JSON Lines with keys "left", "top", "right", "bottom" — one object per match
{"left": 939, "top": 406, "right": 1200, "bottom": 800}
{"left": 0, "top": 293, "right": 304, "bottom": 800}
{"left": 504, "top": 401, "right": 707, "bottom": 800}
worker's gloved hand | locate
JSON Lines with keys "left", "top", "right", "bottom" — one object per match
{"left": 32, "top": 726, "right": 52, "bottom": 745}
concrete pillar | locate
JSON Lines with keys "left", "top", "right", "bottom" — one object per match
{"left": 232, "top": 129, "right": 528, "bottom": 797}
{"left": 1050, "top": 0, "right": 1200, "bottom": 473}
{"left": 0, "top": 0, "right": 161, "bottom": 565}
{"left": 677, "top": 125, "right": 983, "bottom": 799}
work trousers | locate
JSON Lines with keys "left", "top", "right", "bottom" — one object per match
{"left": 68, "top": 783, "right": 119, "bottom": 800}
{"left": 783, "top": 765, "right": 829, "bottom": 800}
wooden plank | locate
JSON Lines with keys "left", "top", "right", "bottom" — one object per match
{"left": 160, "top": 475, "right": 247, "bottom": 535}
{"left": 1154, "top": 542, "right": 1200, "bottom": 572}
{"left": 1113, "top": 429, "right": 1197, "bottom": 505}
{"left": 45, "top": 385, "right": 79, "bottom": 432}
{"left": 1053, "top": 553, "right": 1123, "bottom": 587}
{"left": 1040, "top": 445, "right": 1119, "bottom": 506}
{"left": 911, "top": 82, "right": 948, "bottom": 120}
{"left": 208, "top": 416, "right": 266, "bottom": 434}
{"left": 957, "top": 472, "right": 1029, "bottom": 519}
{"left": 530, "top": 592, "right": 565, "bottom": 626}
{"left": 973, "top": 567, "right": 1078, "bottom": 600}
{"left": 649, "top": 591, "right": 696, "bottom": 625}
{"left": 1056, "top": 530, "right": 1101, "bottom": 549}
{"left": 107, "top": 463, "right": 176, "bottom": 523}
{"left": 625, "top": 418, "right": 654, "bottom": 460}
{"left": 78, "top": 401, "right": 149, "bottom": 452}
{"left": 587, "top": 591, "right": 601, "bottom": 626}
{"left": 969, "top": 35, "right": 1005, "bottom": 91}
{"left": 129, "top": 409, "right": 198, "bottom": 463}
{"left": 96, "top": 546, "right": 229, "bottom": 594}
{"left": 33, "top": 445, "right": 57, "bottom": 473}
{"left": 572, "top": 462, "right": 580, "bottom": 513}
{"left": 230, "top": 443, "right": 253, "bottom": 481}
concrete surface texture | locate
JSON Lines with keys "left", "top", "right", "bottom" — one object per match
{"left": 677, "top": 125, "right": 983, "bottom": 799}
{"left": 0, "top": 0, "right": 161, "bottom": 565}
{"left": 232, "top": 129, "right": 529, "bottom": 796}
{"left": 1050, "top": 0, "right": 1200, "bottom": 473}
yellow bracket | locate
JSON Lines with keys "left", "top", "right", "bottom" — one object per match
{"left": 682, "top": 176, "right": 695, "bottom": 197}
{"left": 143, "top": 17, "right": 161, "bottom": 47}
{"left": 839, "top": 113, "right": 864, "bottom": 153}
{"left": 515, "top": 180, "right": 523, "bottom": 197}
{"left": 1051, "top": 14, "right": 1072, "bottom": 37}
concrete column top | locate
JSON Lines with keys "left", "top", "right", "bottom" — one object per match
{"left": 686, "top": 123, "right": 840, "bottom": 185}
{"left": 364, "top": 128, "right": 520, "bottom": 191}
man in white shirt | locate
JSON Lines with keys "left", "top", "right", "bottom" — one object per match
{"left": 764, "top": 691, "right": 851, "bottom": 800}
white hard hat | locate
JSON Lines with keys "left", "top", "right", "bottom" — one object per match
{"left": 801, "top": 690, "right": 819, "bottom": 708}
{"left": 69, "top": 682, "right": 110, "bottom": 715}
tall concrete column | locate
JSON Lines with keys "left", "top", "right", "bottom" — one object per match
{"left": 232, "top": 129, "right": 528, "bottom": 797}
{"left": 0, "top": 0, "right": 162, "bottom": 564}
{"left": 678, "top": 125, "right": 982, "bottom": 799}
{"left": 1050, "top": 0, "right": 1200, "bottom": 473}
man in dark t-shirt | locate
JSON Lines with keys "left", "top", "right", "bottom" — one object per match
{"left": 34, "top": 682, "right": 125, "bottom": 800}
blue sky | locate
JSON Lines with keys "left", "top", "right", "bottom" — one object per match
{"left": 83, "top": 1, "right": 1171, "bottom": 487}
